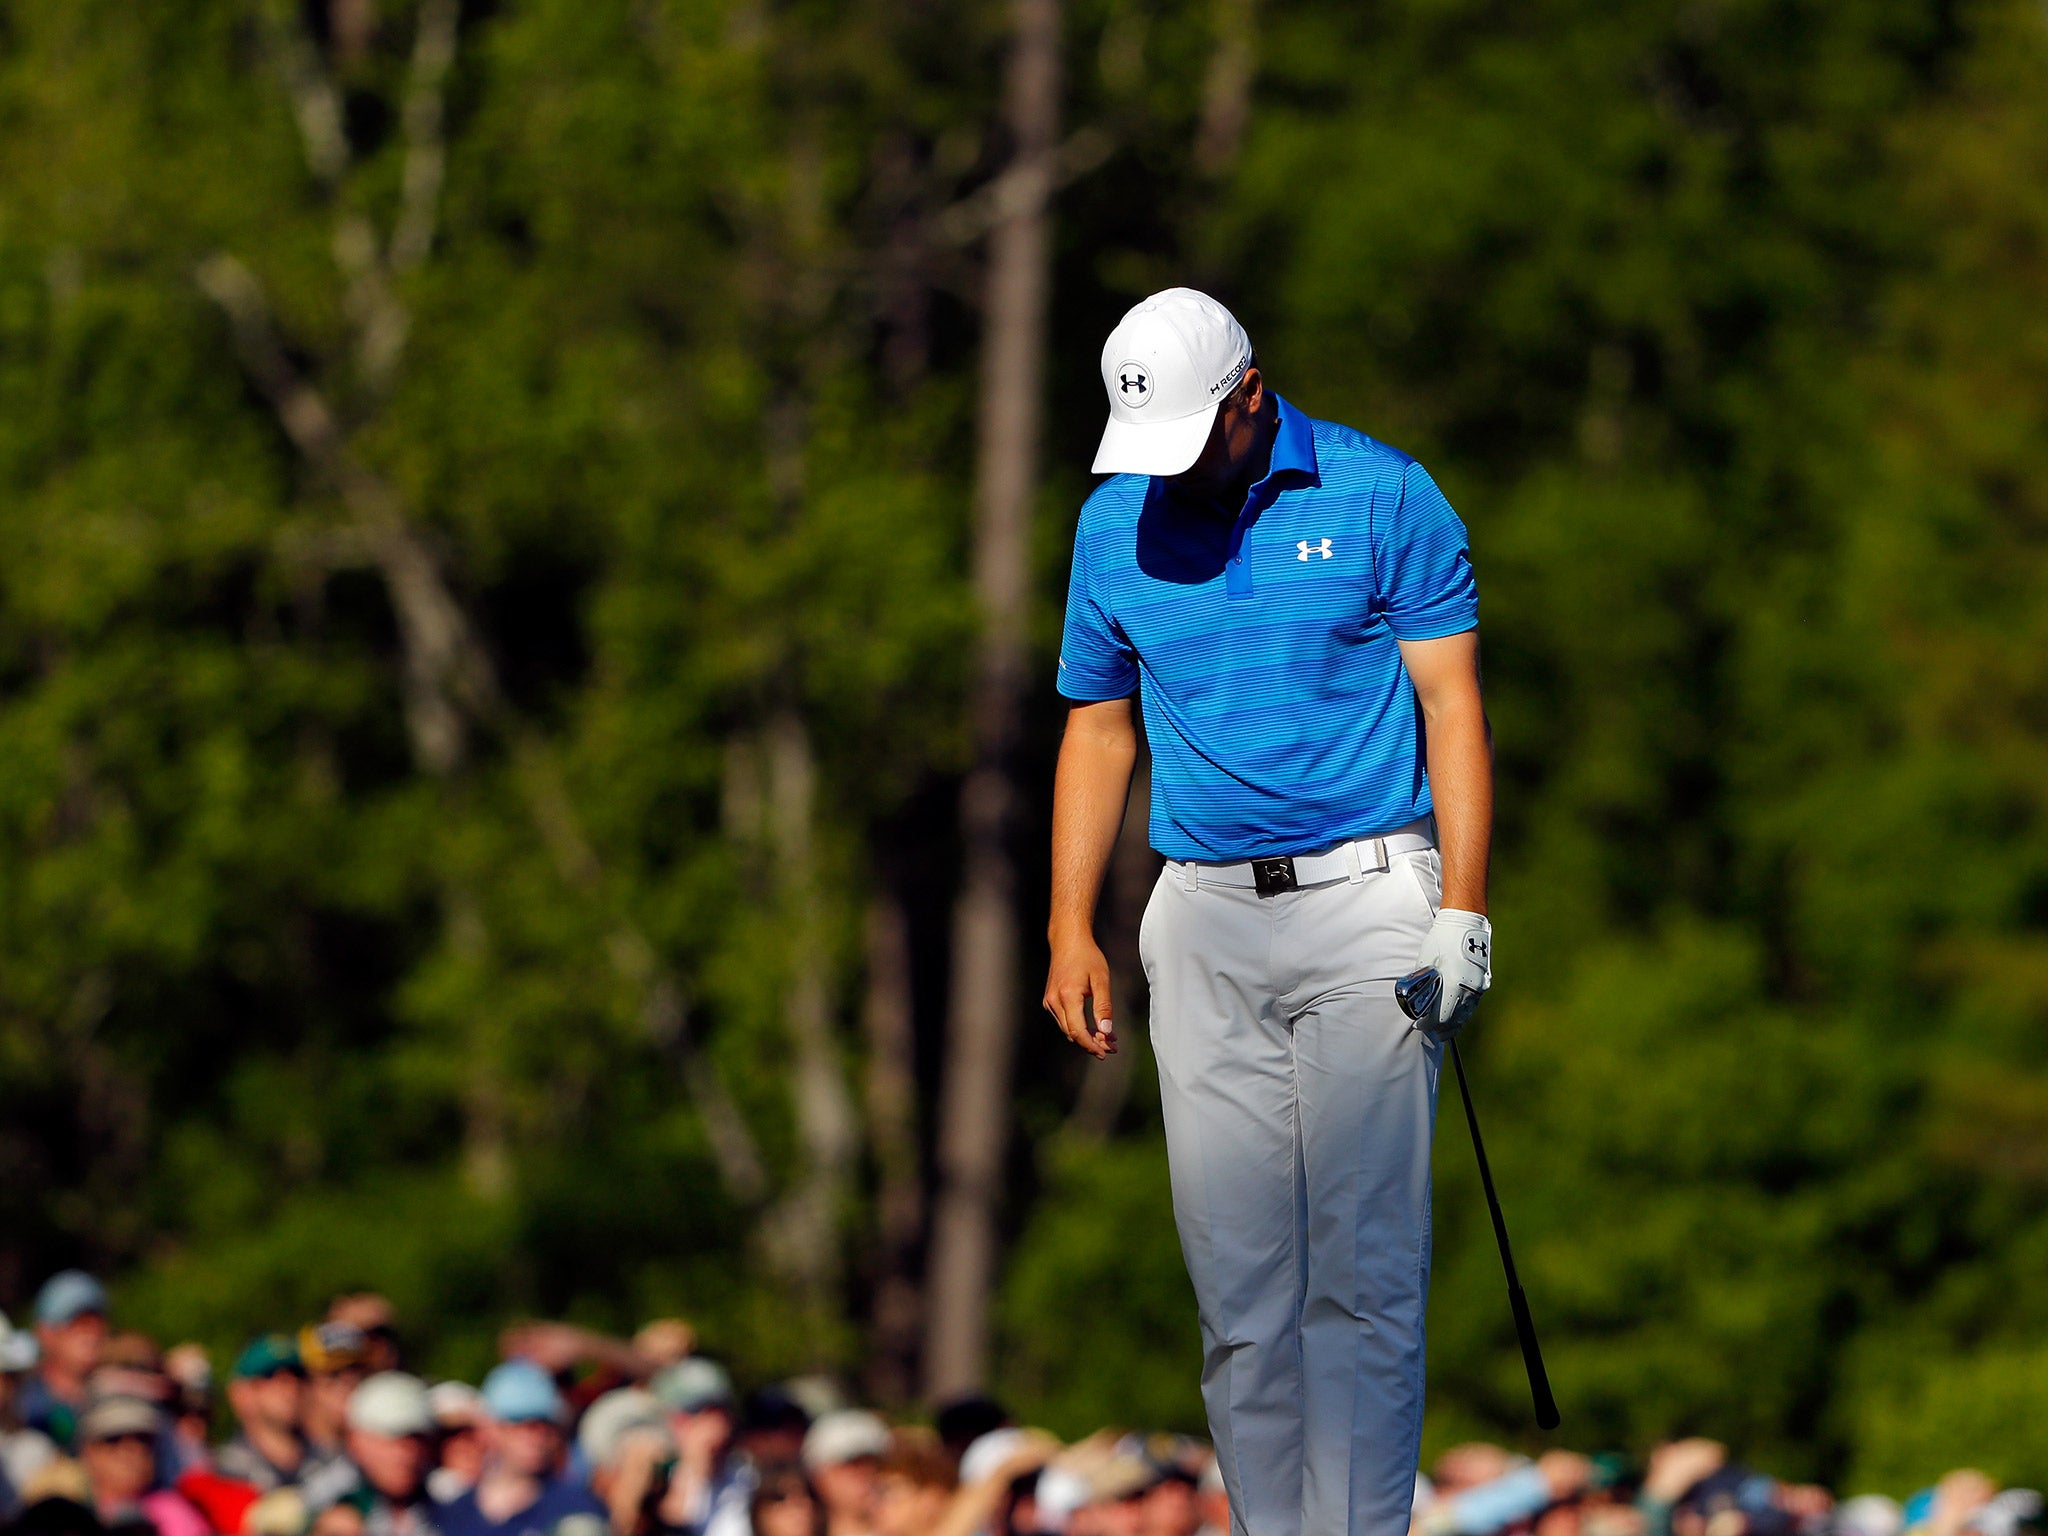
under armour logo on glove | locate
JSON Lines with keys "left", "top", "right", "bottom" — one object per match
{"left": 1410, "top": 908, "right": 1494, "bottom": 1039}
{"left": 1297, "top": 538, "right": 1333, "bottom": 561}
{"left": 1115, "top": 361, "right": 1152, "bottom": 406}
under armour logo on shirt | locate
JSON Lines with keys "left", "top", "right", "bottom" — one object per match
{"left": 1297, "top": 538, "right": 1333, "bottom": 561}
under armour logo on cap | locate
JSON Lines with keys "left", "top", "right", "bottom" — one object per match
{"left": 1297, "top": 538, "right": 1333, "bottom": 561}
{"left": 1115, "top": 362, "right": 1152, "bottom": 406}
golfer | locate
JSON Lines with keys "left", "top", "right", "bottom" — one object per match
{"left": 1044, "top": 288, "right": 1494, "bottom": 1536}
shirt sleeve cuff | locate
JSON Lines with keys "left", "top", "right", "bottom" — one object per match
{"left": 1056, "top": 672, "right": 1138, "bottom": 701}
{"left": 1386, "top": 607, "right": 1478, "bottom": 641}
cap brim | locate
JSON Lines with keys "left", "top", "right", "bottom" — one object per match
{"left": 1091, "top": 403, "right": 1218, "bottom": 476}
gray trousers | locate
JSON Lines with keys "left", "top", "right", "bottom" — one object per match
{"left": 1141, "top": 840, "right": 1443, "bottom": 1536}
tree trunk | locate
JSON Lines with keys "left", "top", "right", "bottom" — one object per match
{"left": 861, "top": 891, "right": 926, "bottom": 1405}
{"left": 1194, "top": 0, "right": 1259, "bottom": 178}
{"left": 328, "top": 0, "right": 378, "bottom": 65}
{"left": 447, "top": 889, "right": 511, "bottom": 1201}
{"left": 923, "top": 0, "right": 1063, "bottom": 1402}
{"left": 747, "top": 710, "right": 861, "bottom": 1336}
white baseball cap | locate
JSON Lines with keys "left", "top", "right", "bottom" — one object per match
{"left": 348, "top": 1372, "right": 434, "bottom": 1438}
{"left": 1836, "top": 1496, "right": 1904, "bottom": 1536}
{"left": 958, "top": 1426, "right": 1030, "bottom": 1486}
{"left": 1092, "top": 288, "right": 1254, "bottom": 477}
{"left": 428, "top": 1379, "right": 484, "bottom": 1426}
{"left": 801, "top": 1408, "right": 890, "bottom": 1470}
{"left": 0, "top": 1311, "right": 39, "bottom": 1373}
{"left": 577, "top": 1388, "right": 676, "bottom": 1467}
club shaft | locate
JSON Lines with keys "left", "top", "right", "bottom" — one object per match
{"left": 1449, "top": 1040, "right": 1560, "bottom": 1430}
{"left": 1449, "top": 1040, "right": 1521, "bottom": 1290}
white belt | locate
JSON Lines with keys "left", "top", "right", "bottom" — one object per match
{"left": 1170, "top": 816, "right": 1437, "bottom": 893}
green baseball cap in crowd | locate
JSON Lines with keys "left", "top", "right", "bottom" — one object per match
{"left": 650, "top": 1357, "right": 734, "bottom": 1414}
{"left": 234, "top": 1334, "right": 304, "bottom": 1379}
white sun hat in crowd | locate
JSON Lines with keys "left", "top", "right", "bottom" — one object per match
{"left": 1835, "top": 1495, "right": 1904, "bottom": 1536}
{"left": 348, "top": 1372, "right": 434, "bottom": 1438}
{"left": 1033, "top": 1465, "right": 1088, "bottom": 1532}
{"left": 802, "top": 1408, "right": 891, "bottom": 1471}
{"left": 428, "top": 1379, "right": 484, "bottom": 1426}
{"left": 578, "top": 1388, "right": 676, "bottom": 1467}
{"left": 959, "top": 1426, "right": 1031, "bottom": 1487}
{"left": 0, "top": 1312, "right": 39, "bottom": 1373}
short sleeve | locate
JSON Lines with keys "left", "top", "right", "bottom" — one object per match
{"left": 1057, "top": 527, "right": 1138, "bottom": 700}
{"left": 1378, "top": 461, "right": 1478, "bottom": 639}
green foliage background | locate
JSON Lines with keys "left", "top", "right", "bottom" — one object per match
{"left": 2, "top": 0, "right": 2047, "bottom": 1497}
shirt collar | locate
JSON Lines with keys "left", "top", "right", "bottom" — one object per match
{"left": 1139, "top": 392, "right": 1320, "bottom": 521}
{"left": 1261, "top": 393, "right": 1320, "bottom": 489}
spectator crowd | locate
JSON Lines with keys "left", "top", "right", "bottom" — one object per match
{"left": 0, "top": 1271, "right": 2038, "bottom": 1536}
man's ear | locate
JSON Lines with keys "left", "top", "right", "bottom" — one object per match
{"left": 1242, "top": 366, "right": 1264, "bottom": 413}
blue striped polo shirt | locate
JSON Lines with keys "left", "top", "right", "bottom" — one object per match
{"left": 1057, "top": 394, "right": 1478, "bottom": 861}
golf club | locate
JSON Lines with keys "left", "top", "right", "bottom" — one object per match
{"left": 1396, "top": 967, "right": 1561, "bottom": 1431}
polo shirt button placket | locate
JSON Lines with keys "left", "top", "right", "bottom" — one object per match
{"left": 1225, "top": 491, "right": 1261, "bottom": 600}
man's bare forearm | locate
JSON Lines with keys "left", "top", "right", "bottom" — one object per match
{"left": 1424, "top": 693, "right": 1493, "bottom": 913}
{"left": 1048, "top": 698, "right": 1138, "bottom": 940}
{"left": 1398, "top": 631, "right": 1493, "bottom": 914}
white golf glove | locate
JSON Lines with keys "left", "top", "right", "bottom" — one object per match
{"left": 1412, "top": 908, "right": 1492, "bottom": 1038}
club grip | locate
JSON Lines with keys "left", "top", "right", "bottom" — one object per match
{"left": 1509, "top": 1283, "right": 1561, "bottom": 1430}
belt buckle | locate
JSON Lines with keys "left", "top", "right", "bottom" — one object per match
{"left": 1251, "top": 857, "right": 1296, "bottom": 897}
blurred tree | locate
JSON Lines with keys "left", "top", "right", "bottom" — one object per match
{"left": 927, "top": 0, "right": 1067, "bottom": 1401}
{"left": 1821, "top": 0, "right": 2048, "bottom": 1489}
{"left": 0, "top": 0, "right": 984, "bottom": 1375}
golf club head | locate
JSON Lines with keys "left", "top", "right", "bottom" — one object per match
{"left": 1395, "top": 966, "right": 1482, "bottom": 1035}
{"left": 1394, "top": 967, "right": 1441, "bottom": 1023}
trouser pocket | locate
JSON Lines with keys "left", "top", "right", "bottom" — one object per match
{"left": 1402, "top": 847, "right": 1443, "bottom": 918}
{"left": 1137, "top": 870, "right": 1164, "bottom": 984}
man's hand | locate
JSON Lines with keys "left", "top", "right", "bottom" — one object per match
{"left": 1537, "top": 1452, "right": 1594, "bottom": 1500}
{"left": 1927, "top": 1470, "right": 1998, "bottom": 1536}
{"left": 1045, "top": 698, "right": 1138, "bottom": 1059}
{"left": 499, "top": 1320, "right": 599, "bottom": 1372}
{"left": 630, "top": 1318, "right": 695, "bottom": 1371}
{"left": 1642, "top": 1440, "right": 1727, "bottom": 1505}
{"left": 1045, "top": 932, "right": 1116, "bottom": 1058}
{"left": 604, "top": 1430, "right": 671, "bottom": 1535}
{"left": 673, "top": 1410, "right": 728, "bottom": 1472}
{"left": 1412, "top": 908, "right": 1492, "bottom": 1037}
{"left": 996, "top": 1429, "right": 1064, "bottom": 1481}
